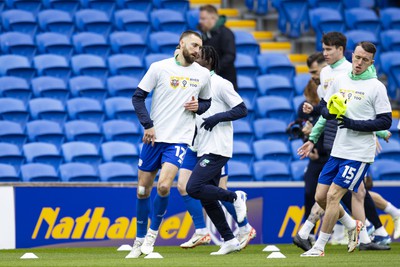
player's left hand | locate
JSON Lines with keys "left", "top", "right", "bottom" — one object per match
{"left": 337, "top": 116, "right": 354, "bottom": 129}
{"left": 201, "top": 116, "right": 219, "bottom": 131}
{"left": 384, "top": 131, "right": 392, "bottom": 142}
{"left": 184, "top": 96, "right": 199, "bottom": 112}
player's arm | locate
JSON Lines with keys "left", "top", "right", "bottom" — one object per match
{"left": 131, "top": 88, "right": 152, "bottom": 129}
{"left": 201, "top": 102, "right": 247, "bottom": 131}
{"left": 308, "top": 116, "right": 326, "bottom": 144}
{"left": 196, "top": 97, "right": 211, "bottom": 115}
{"left": 338, "top": 112, "right": 392, "bottom": 132}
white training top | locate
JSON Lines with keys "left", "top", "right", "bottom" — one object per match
{"left": 195, "top": 74, "right": 244, "bottom": 158}
{"left": 325, "top": 73, "right": 392, "bottom": 163}
{"left": 318, "top": 59, "right": 352, "bottom": 100}
{"left": 138, "top": 58, "right": 211, "bottom": 145}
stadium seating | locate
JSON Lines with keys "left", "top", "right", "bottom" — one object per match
{"left": 290, "top": 159, "right": 309, "bottom": 181}
{"left": 149, "top": 32, "right": 180, "bottom": 54}
{"left": 253, "top": 118, "right": 289, "bottom": 144}
{"left": 308, "top": 0, "right": 343, "bottom": 11}
{"left": 106, "top": 76, "right": 138, "bottom": 97}
{"left": 114, "top": 9, "right": 151, "bottom": 41}
{"left": 2, "top": 9, "right": 38, "bottom": 36}
{"left": 22, "top": 142, "right": 63, "bottom": 169}
{"left": 59, "top": 162, "right": 100, "bottom": 182}
{"left": 153, "top": 0, "right": 189, "bottom": 13}
{"left": 290, "top": 139, "right": 303, "bottom": 161}
{"left": 232, "top": 141, "right": 254, "bottom": 166}
{"left": 345, "top": 8, "right": 381, "bottom": 36}
{"left": 36, "top": 32, "right": 74, "bottom": 59}
{"left": 101, "top": 141, "right": 139, "bottom": 166}
{"left": 150, "top": 9, "right": 187, "bottom": 33}
{"left": 66, "top": 97, "right": 105, "bottom": 126}
{"left": 186, "top": 8, "right": 199, "bottom": 30}
{"left": 0, "top": 55, "right": 36, "bottom": 80}
{"left": 253, "top": 139, "right": 292, "bottom": 163}
{"left": 145, "top": 53, "right": 170, "bottom": 69}
{"left": 104, "top": 97, "right": 136, "bottom": 121}
{"left": 0, "top": 76, "right": 31, "bottom": 105}
{"left": 0, "top": 163, "right": 21, "bottom": 182}
{"left": 256, "top": 53, "right": 296, "bottom": 83}
{"left": 31, "top": 76, "right": 69, "bottom": 104}
{"left": 42, "top": 0, "right": 80, "bottom": 16}
{"left": 380, "top": 51, "right": 400, "bottom": 98}
{"left": 33, "top": 54, "right": 72, "bottom": 82}
{"left": 381, "top": 30, "right": 400, "bottom": 52}
{"left": 29, "top": 98, "right": 68, "bottom": 125}
{"left": 64, "top": 120, "right": 104, "bottom": 149}
{"left": 102, "top": 120, "right": 142, "bottom": 144}
{"left": 343, "top": 0, "right": 376, "bottom": 9}
{"left": 108, "top": 54, "right": 146, "bottom": 79}
{"left": 380, "top": 7, "right": 400, "bottom": 30}
{"left": 21, "top": 163, "right": 60, "bottom": 182}
{"left": 70, "top": 54, "right": 108, "bottom": 81}
{"left": 376, "top": 139, "right": 400, "bottom": 161}
{"left": 237, "top": 75, "right": 258, "bottom": 107}
{"left": 99, "top": 162, "right": 137, "bottom": 182}
{"left": 0, "top": 32, "right": 37, "bottom": 60}
{"left": 6, "top": 0, "right": 43, "bottom": 15}
{"left": 370, "top": 159, "right": 400, "bottom": 180}
{"left": 0, "top": 121, "right": 27, "bottom": 149}
{"left": 0, "top": 142, "right": 25, "bottom": 170}
{"left": 228, "top": 160, "right": 253, "bottom": 181}
{"left": 292, "top": 95, "right": 306, "bottom": 114}
{"left": 69, "top": 76, "right": 107, "bottom": 103}
{"left": 75, "top": 9, "right": 112, "bottom": 37}
{"left": 37, "top": 9, "right": 75, "bottom": 37}
{"left": 273, "top": 0, "right": 310, "bottom": 38}
{"left": 109, "top": 32, "right": 148, "bottom": 60}
{"left": 80, "top": 0, "right": 116, "bottom": 19}
{"left": 253, "top": 160, "right": 292, "bottom": 181}
{"left": 234, "top": 53, "right": 259, "bottom": 80}
{"left": 26, "top": 120, "right": 65, "bottom": 149}
{"left": 0, "top": 98, "right": 29, "bottom": 128}
{"left": 256, "top": 74, "right": 294, "bottom": 99}
{"left": 73, "top": 32, "right": 111, "bottom": 59}
{"left": 232, "top": 119, "right": 254, "bottom": 145}
{"left": 294, "top": 73, "right": 310, "bottom": 95}
{"left": 256, "top": 96, "right": 295, "bottom": 123}
{"left": 61, "top": 141, "right": 102, "bottom": 167}
{"left": 234, "top": 31, "right": 260, "bottom": 60}
{"left": 116, "top": 0, "right": 153, "bottom": 14}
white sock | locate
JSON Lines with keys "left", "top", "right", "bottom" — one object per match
{"left": 239, "top": 223, "right": 252, "bottom": 233}
{"left": 148, "top": 228, "right": 158, "bottom": 235}
{"left": 359, "top": 227, "right": 371, "bottom": 244}
{"left": 136, "top": 237, "right": 144, "bottom": 243}
{"left": 338, "top": 213, "right": 356, "bottom": 230}
{"left": 298, "top": 220, "right": 314, "bottom": 239}
{"left": 384, "top": 202, "right": 400, "bottom": 218}
{"left": 365, "top": 219, "right": 371, "bottom": 227}
{"left": 195, "top": 228, "right": 208, "bottom": 235}
{"left": 313, "top": 232, "right": 331, "bottom": 251}
{"left": 374, "top": 226, "right": 389, "bottom": 236}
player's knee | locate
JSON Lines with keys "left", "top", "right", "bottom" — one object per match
{"left": 177, "top": 181, "right": 187, "bottom": 195}
{"left": 137, "top": 186, "right": 150, "bottom": 198}
{"left": 326, "top": 191, "right": 340, "bottom": 206}
{"left": 315, "top": 195, "right": 326, "bottom": 209}
{"left": 157, "top": 183, "right": 171, "bottom": 196}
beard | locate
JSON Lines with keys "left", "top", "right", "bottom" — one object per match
{"left": 182, "top": 47, "right": 197, "bottom": 64}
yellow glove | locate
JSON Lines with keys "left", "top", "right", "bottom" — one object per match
{"left": 327, "top": 93, "right": 347, "bottom": 119}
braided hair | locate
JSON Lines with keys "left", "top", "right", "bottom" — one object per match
{"left": 200, "top": 45, "right": 219, "bottom": 73}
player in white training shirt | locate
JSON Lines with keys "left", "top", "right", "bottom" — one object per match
{"left": 300, "top": 42, "right": 392, "bottom": 257}
{"left": 126, "top": 31, "right": 212, "bottom": 259}
{"left": 185, "top": 46, "right": 249, "bottom": 255}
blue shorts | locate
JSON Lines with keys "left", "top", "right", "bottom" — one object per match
{"left": 138, "top": 142, "right": 188, "bottom": 172}
{"left": 318, "top": 156, "right": 370, "bottom": 192}
{"left": 181, "top": 148, "right": 229, "bottom": 177}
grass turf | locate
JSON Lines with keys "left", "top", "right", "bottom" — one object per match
{"left": 1, "top": 243, "right": 399, "bottom": 267}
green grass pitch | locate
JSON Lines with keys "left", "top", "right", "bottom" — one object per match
{"left": 1, "top": 243, "right": 399, "bottom": 267}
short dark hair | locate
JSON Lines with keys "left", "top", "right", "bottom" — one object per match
{"left": 200, "top": 4, "right": 218, "bottom": 14}
{"left": 322, "top": 32, "right": 347, "bottom": 52}
{"left": 306, "top": 52, "right": 325, "bottom": 68}
{"left": 200, "top": 45, "right": 219, "bottom": 73}
{"left": 179, "top": 30, "right": 202, "bottom": 41}
{"left": 356, "top": 41, "right": 377, "bottom": 58}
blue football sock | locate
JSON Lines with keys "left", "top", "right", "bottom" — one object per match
{"left": 182, "top": 195, "right": 206, "bottom": 229}
{"left": 150, "top": 194, "right": 169, "bottom": 231}
{"left": 136, "top": 197, "right": 151, "bottom": 238}
{"left": 221, "top": 201, "right": 248, "bottom": 227}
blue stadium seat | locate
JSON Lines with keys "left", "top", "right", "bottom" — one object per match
{"left": 107, "top": 75, "right": 138, "bottom": 97}
{"left": 370, "top": 159, "right": 400, "bottom": 180}
{"left": 108, "top": 54, "right": 145, "bottom": 79}
{"left": 234, "top": 31, "right": 260, "bottom": 59}
{"left": 36, "top": 32, "right": 74, "bottom": 60}
{"left": 294, "top": 73, "right": 311, "bottom": 95}
{"left": 33, "top": 54, "right": 71, "bottom": 82}
{"left": 109, "top": 32, "right": 148, "bottom": 60}
{"left": 290, "top": 159, "right": 309, "bottom": 181}
{"left": 64, "top": 120, "right": 103, "bottom": 150}
{"left": 237, "top": 75, "right": 258, "bottom": 107}
{"left": 149, "top": 32, "right": 180, "bottom": 54}
{"left": 1, "top": 9, "right": 38, "bottom": 37}
{"left": 257, "top": 74, "right": 294, "bottom": 99}
{"left": 38, "top": 9, "right": 75, "bottom": 38}
{"left": 389, "top": 118, "right": 400, "bottom": 141}
{"left": 62, "top": 141, "right": 102, "bottom": 167}
{"left": 232, "top": 119, "right": 254, "bottom": 145}
{"left": 256, "top": 96, "right": 294, "bottom": 123}
{"left": 116, "top": 0, "right": 152, "bottom": 14}
{"left": 234, "top": 53, "right": 259, "bottom": 80}
{"left": 186, "top": 8, "right": 199, "bottom": 30}
{"left": 67, "top": 97, "right": 105, "bottom": 126}
{"left": 380, "top": 51, "right": 400, "bottom": 98}
{"left": 309, "top": 7, "right": 345, "bottom": 51}
{"left": 345, "top": 8, "right": 380, "bottom": 36}
{"left": 69, "top": 76, "right": 107, "bottom": 103}
{"left": 380, "top": 8, "right": 400, "bottom": 30}
{"left": 75, "top": 9, "right": 112, "bottom": 37}
{"left": 80, "top": 0, "right": 116, "bottom": 19}
{"left": 114, "top": 9, "right": 151, "bottom": 41}
{"left": 0, "top": 55, "right": 35, "bottom": 81}
{"left": 101, "top": 141, "right": 139, "bottom": 165}
{"left": 0, "top": 76, "right": 32, "bottom": 105}
{"left": 0, "top": 163, "right": 20, "bottom": 182}
{"left": 0, "top": 121, "right": 27, "bottom": 149}
{"left": 232, "top": 141, "right": 254, "bottom": 166}
{"left": 150, "top": 9, "right": 187, "bottom": 33}
{"left": 144, "top": 53, "right": 170, "bottom": 69}
{"left": 376, "top": 139, "right": 400, "bottom": 161}
{"left": 0, "top": 98, "right": 29, "bottom": 128}
{"left": 253, "top": 160, "right": 292, "bottom": 181}
{"left": 0, "top": 32, "right": 36, "bottom": 61}
{"left": 31, "top": 76, "right": 69, "bottom": 104}
{"left": 256, "top": 53, "right": 295, "bottom": 82}
{"left": 153, "top": 0, "right": 189, "bottom": 13}
{"left": 246, "top": 0, "right": 268, "bottom": 15}
{"left": 99, "top": 162, "right": 138, "bottom": 182}
{"left": 42, "top": 0, "right": 80, "bottom": 16}
{"left": 343, "top": 0, "right": 375, "bottom": 9}
{"left": 21, "top": 163, "right": 60, "bottom": 182}
{"left": 227, "top": 160, "right": 253, "bottom": 181}
{"left": 308, "top": 0, "right": 343, "bottom": 11}
{"left": 290, "top": 139, "right": 303, "bottom": 161}
{"left": 102, "top": 120, "right": 142, "bottom": 144}
{"left": 29, "top": 98, "right": 68, "bottom": 125}
{"left": 104, "top": 97, "right": 136, "bottom": 121}
{"left": 293, "top": 95, "right": 306, "bottom": 114}
{"left": 71, "top": 54, "right": 108, "bottom": 82}
{"left": 59, "top": 162, "right": 100, "bottom": 182}
{"left": 253, "top": 118, "right": 289, "bottom": 144}
{"left": 73, "top": 32, "right": 110, "bottom": 60}
{"left": 26, "top": 120, "right": 65, "bottom": 149}
{"left": 381, "top": 30, "right": 400, "bottom": 52}
{"left": 0, "top": 142, "right": 24, "bottom": 170}
{"left": 253, "top": 139, "right": 291, "bottom": 163}
{"left": 23, "top": 142, "right": 63, "bottom": 169}
{"left": 5, "top": 0, "right": 42, "bottom": 15}
{"left": 241, "top": 97, "right": 255, "bottom": 123}
{"left": 273, "top": 0, "right": 310, "bottom": 38}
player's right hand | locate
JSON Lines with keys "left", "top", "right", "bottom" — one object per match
{"left": 297, "top": 141, "right": 314, "bottom": 159}
{"left": 302, "top": 102, "right": 314, "bottom": 114}
{"left": 143, "top": 127, "right": 156, "bottom": 146}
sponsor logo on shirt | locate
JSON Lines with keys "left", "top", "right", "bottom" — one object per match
{"left": 323, "top": 78, "right": 334, "bottom": 90}
{"left": 339, "top": 89, "right": 365, "bottom": 102}
{"left": 170, "top": 76, "right": 199, "bottom": 90}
